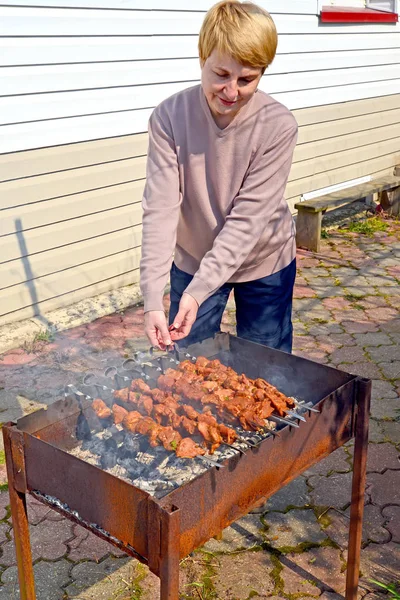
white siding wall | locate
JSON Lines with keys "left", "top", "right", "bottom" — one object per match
{"left": 1, "top": 0, "right": 399, "bottom": 327}
{"left": 1, "top": 0, "right": 400, "bottom": 153}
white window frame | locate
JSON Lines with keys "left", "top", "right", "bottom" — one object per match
{"left": 318, "top": 0, "right": 397, "bottom": 11}
{"left": 366, "top": 0, "right": 398, "bottom": 12}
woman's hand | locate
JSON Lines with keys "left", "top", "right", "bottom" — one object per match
{"left": 144, "top": 311, "right": 172, "bottom": 350}
{"left": 169, "top": 293, "right": 199, "bottom": 341}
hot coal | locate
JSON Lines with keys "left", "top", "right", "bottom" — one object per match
{"left": 118, "top": 435, "right": 141, "bottom": 459}
{"left": 76, "top": 413, "right": 92, "bottom": 441}
{"left": 100, "top": 451, "right": 118, "bottom": 470}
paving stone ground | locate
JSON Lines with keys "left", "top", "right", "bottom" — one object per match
{"left": 0, "top": 218, "right": 399, "bottom": 599}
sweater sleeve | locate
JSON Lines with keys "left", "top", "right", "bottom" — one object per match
{"left": 184, "top": 124, "right": 298, "bottom": 306}
{"left": 140, "top": 109, "right": 182, "bottom": 312}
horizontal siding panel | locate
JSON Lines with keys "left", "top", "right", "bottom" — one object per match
{"left": 0, "top": 1, "right": 317, "bottom": 14}
{"left": 0, "top": 155, "right": 146, "bottom": 209}
{"left": 3, "top": 60, "right": 400, "bottom": 96}
{"left": 2, "top": 34, "right": 400, "bottom": 68}
{"left": 291, "top": 137, "right": 400, "bottom": 180}
{"left": 0, "top": 248, "right": 141, "bottom": 317}
{"left": 0, "top": 206, "right": 141, "bottom": 263}
{"left": 0, "top": 264, "right": 140, "bottom": 326}
{"left": 0, "top": 182, "right": 144, "bottom": 235}
{"left": 0, "top": 83, "right": 186, "bottom": 126}
{"left": 0, "top": 227, "right": 142, "bottom": 289}
{"left": 2, "top": 84, "right": 400, "bottom": 154}
{"left": 0, "top": 109, "right": 152, "bottom": 155}
{"left": 1, "top": 96, "right": 399, "bottom": 179}
{"left": 2, "top": 8, "right": 399, "bottom": 35}
{"left": 2, "top": 77, "right": 400, "bottom": 129}
{"left": 295, "top": 121, "right": 400, "bottom": 161}
{"left": 294, "top": 94, "right": 400, "bottom": 126}
{"left": 286, "top": 155, "right": 399, "bottom": 204}
{"left": 297, "top": 107, "right": 400, "bottom": 144}
{"left": 0, "top": 134, "right": 148, "bottom": 182}
{"left": 271, "top": 49, "right": 400, "bottom": 73}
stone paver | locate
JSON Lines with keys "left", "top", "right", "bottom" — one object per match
{"left": 382, "top": 505, "right": 400, "bottom": 542}
{"left": 253, "top": 476, "right": 310, "bottom": 513}
{"left": 329, "top": 345, "right": 366, "bottom": 365}
{"left": 378, "top": 360, "right": 400, "bottom": 380}
{"left": 0, "top": 217, "right": 399, "bottom": 599}
{"left": 325, "top": 503, "right": 391, "bottom": 548}
{"left": 359, "top": 541, "right": 400, "bottom": 581}
{"left": 338, "top": 361, "right": 382, "bottom": 379}
{"left": 367, "top": 470, "right": 400, "bottom": 506}
{"left": 380, "top": 420, "right": 400, "bottom": 444}
{"left": 67, "top": 524, "right": 125, "bottom": 562}
{"left": 370, "top": 396, "right": 400, "bottom": 420}
{"left": 0, "top": 559, "right": 71, "bottom": 600}
{"left": 308, "top": 472, "right": 356, "bottom": 510}
{"left": 213, "top": 552, "right": 275, "bottom": 599}
{"left": 65, "top": 556, "right": 132, "bottom": 599}
{"left": 0, "top": 519, "right": 73, "bottom": 566}
{"left": 27, "top": 497, "right": 65, "bottom": 526}
{"left": 340, "top": 321, "right": 379, "bottom": 334}
{"left": 279, "top": 558, "right": 322, "bottom": 596}
{"left": 304, "top": 447, "right": 351, "bottom": 477}
{"left": 0, "top": 491, "right": 9, "bottom": 521}
{"left": 202, "top": 514, "right": 265, "bottom": 553}
{"left": 264, "top": 509, "right": 327, "bottom": 549}
{"left": 361, "top": 442, "right": 400, "bottom": 472}
{"left": 0, "top": 522, "right": 10, "bottom": 544}
{"left": 281, "top": 547, "right": 346, "bottom": 594}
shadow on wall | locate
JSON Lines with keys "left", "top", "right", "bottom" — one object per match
{"left": 14, "top": 218, "right": 51, "bottom": 329}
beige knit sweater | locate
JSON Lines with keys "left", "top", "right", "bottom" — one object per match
{"left": 140, "top": 84, "right": 298, "bottom": 312}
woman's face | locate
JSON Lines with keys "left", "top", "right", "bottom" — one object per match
{"left": 201, "top": 50, "right": 263, "bottom": 127}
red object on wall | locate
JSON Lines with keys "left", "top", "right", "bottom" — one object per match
{"left": 320, "top": 6, "right": 398, "bottom": 23}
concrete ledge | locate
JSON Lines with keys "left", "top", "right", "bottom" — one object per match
{"left": 0, "top": 282, "right": 143, "bottom": 355}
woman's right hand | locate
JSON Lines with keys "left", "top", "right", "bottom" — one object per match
{"left": 144, "top": 311, "right": 172, "bottom": 350}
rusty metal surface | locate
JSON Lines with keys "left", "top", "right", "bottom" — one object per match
{"left": 165, "top": 380, "right": 356, "bottom": 558}
{"left": 346, "top": 378, "right": 371, "bottom": 600}
{"left": 3, "top": 425, "right": 36, "bottom": 600}
{"left": 30, "top": 490, "right": 147, "bottom": 565}
{"left": 23, "top": 434, "right": 150, "bottom": 559}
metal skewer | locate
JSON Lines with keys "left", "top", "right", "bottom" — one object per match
{"left": 268, "top": 415, "right": 300, "bottom": 428}
{"left": 295, "top": 400, "right": 320, "bottom": 414}
{"left": 285, "top": 410, "right": 307, "bottom": 422}
{"left": 198, "top": 455, "right": 225, "bottom": 469}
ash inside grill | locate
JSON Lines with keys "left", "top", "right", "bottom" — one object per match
{"left": 68, "top": 422, "right": 244, "bottom": 497}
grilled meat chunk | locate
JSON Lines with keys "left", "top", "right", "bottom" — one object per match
{"left": 130, "top": 378, "right": 151, "bottom": 394}
{"left": 92, "top": 399, "right": 112, "bottom": 419}
{"left": 113, "top": 388, "right": 132, "bottom": 403}
{"left": 112, "top": 403, "right": 128, "bottom": 425}
{"left": 176, "top": 438, "right": 205, "bottom": 458}
{"left": 122, "top": 410, "right": 142, "bottom": 432}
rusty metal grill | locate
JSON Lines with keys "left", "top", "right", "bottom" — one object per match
{"left": 3, "top": 333, "right": 371, "bottom": 600}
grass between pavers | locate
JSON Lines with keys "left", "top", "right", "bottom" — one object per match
{"left": 0, "top": 451, "right": 4, "bottom": 465}
{"left": 344, "top": 217, "right": 389, "bottom": 237}
{"left": 113, "top": 562, "right": 147, "bottom": 600}
{"left": 181, "top": 550, "right": 219, "bottom": 600}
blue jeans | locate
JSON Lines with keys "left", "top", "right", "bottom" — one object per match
{"left": 169, "top": 259, "right": 296, "bottom": 353}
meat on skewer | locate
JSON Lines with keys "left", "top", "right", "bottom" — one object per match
{"left": 92, "top": 398, "right": 112, "bottom": 419}
{"left": 176, "top": 438, "right": 206, "bottom": 459}
{"left": 112, "top": 403, "right": 128, "bottom": 424}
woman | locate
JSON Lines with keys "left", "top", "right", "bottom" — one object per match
{"left": 140, "top": 0, "right": 298, "bottom": 352}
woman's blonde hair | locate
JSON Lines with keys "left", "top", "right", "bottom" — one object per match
{"left": 198, "top": 1, "right": 277, "bottom": 72}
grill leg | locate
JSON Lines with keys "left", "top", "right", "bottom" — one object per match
{"left": 345, "top": 378, "right": 371, "bottom": 600}
{"left": 2, "top": 425, "right": 36, "bottom": 600}
{"left": 159, "top": 505, "right": 180, "bottom": 600}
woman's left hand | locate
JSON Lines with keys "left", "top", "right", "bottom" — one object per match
{"left": 169, "top": 292, "right": 199, "bottom": 341}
